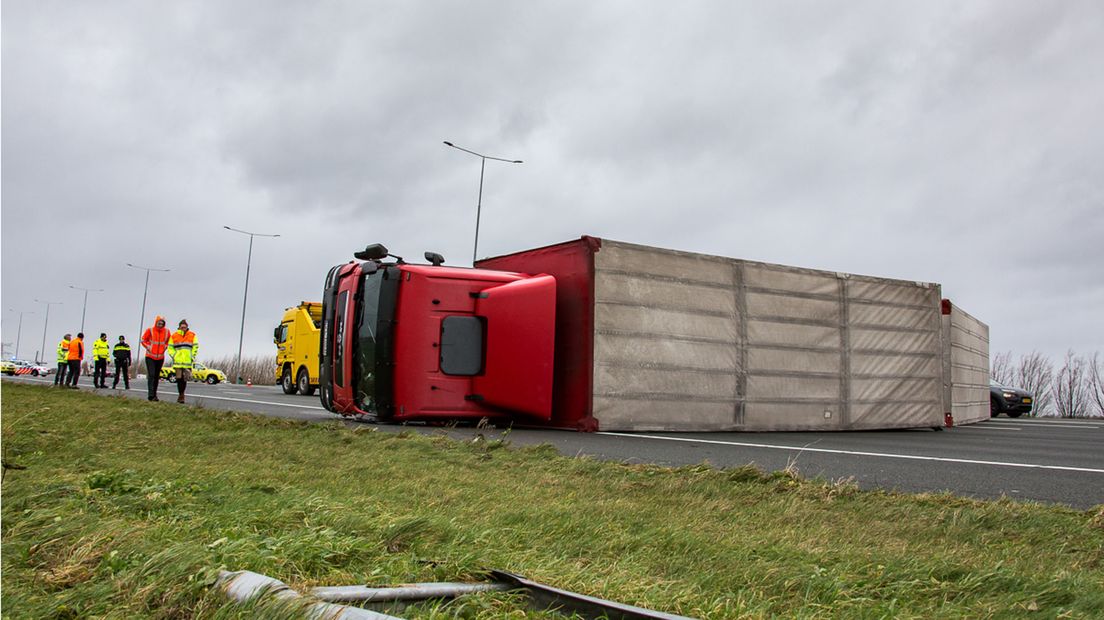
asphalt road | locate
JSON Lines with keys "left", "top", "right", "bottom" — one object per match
{"left": 6, "top": 374, "right": 1103, "bottom": 509}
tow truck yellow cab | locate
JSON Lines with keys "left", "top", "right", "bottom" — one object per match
{"left": 275, "top": 302, "right": 321, "bottom": 395}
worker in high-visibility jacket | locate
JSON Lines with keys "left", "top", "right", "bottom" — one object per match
{"left": 54, "top": 334, "right": 71, "bottom": 386}
{"left": 92, "top": 333, "right": 111, "bottom": 389}
{"left": 167, "top": 319, "right": 198, "bottom": 404}
{"left": 141, "top": 316, "right": 170, "bottom": 401}
{"left": 65, "top": 332, "right": 84, "bottom": 388}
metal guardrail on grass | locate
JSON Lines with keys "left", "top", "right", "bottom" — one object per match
{"left": 218, "top": 569, "right": 698, "bottom": 619}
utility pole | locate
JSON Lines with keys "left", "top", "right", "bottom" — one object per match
{"left": 224, "top": 226, "right": 280, "bottom": 383}
{"left": 443, "top": 141, "right": 524, "bottom": 264}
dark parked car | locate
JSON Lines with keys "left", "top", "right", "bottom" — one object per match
{"left": 990, "top": 380, "right": 1033, "bottom": 418}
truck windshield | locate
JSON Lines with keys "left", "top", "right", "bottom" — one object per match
{"left": 353, "top": 267, "right": 397, "bottom": 413}
{"left": 355, "top": 272, "right": 382, "bottom": 409}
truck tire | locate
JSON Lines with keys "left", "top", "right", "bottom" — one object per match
{"left": 1007, "top": 411, "right": 1023, "bottom": 418}
{"left": 205, "top": 375, "right": 219, "bottom": 385}
{"left": 990, "top": 399, "right": 999, "bottom": 417}
{"left": 297, "top": 368, "right": 316, "bottom": 396}
{"left": 281, "top": 366, "right": 297, "bottom": 394}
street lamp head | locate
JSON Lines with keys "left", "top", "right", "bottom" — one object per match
{"left": 127, "top": 263, "right": 171, "bottom": 272}
{"left": 225, "top": 225, "right": 280, "bottom": 238}
{"left": 512, "top": 160, "right": 523, "bottom": 164}
{"left": 443, "top": 141, "right": 454, "bottom": 147}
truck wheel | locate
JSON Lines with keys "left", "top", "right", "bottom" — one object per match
{"left": 990, "top": 400, "right": 999, "bottom": 417}
{"left": 281, "top": 367, "right": 297, "bottom": 395}
{"left": 1007, "top": 411, "right": 1023, "bottom": 418}
{"left": 166, "top": 374, "right": 176, "bottom": 383}
{"left": 297, "top": 368, "right": 316, "bottom": 396}
{"left": 205, "top": 375, "right": 218, "bottom": 385}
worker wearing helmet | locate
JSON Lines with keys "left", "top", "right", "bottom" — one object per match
{"left": 167, "top": 319, "right": 198, "bottom": 404}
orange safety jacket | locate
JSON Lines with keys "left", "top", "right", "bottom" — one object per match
{"left": 66, "top": 337, "right": 84, "bottom": 361}
{"left": 142, "top": 325, "right": 171, "bottom": 360}
{"left": 168, "top": 329, "right": 198, "bottom": 369}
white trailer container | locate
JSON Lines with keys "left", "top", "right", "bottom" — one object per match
{"left": 481, "top": 237, "right": 987, "bottom": 432}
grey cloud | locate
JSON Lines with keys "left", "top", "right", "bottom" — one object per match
{"left": 3, "top": 0, "right": 1102, "bottom": 364}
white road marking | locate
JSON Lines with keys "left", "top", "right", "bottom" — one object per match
{"left": 955, "top": 425, "right": 1021, "bottom": 431}
{"left": 990, "top": 418, "right": 1104, "bottom": 428}
{"left": 597, "top": 432, "right": 1104, "bottom": 474}
{"left": 6, "top": 376, "right": 327, "bottom": 411}
{"left": 190, "top": 394, "right": 327, "bottom": 410}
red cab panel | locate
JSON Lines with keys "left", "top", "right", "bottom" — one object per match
{"left": 329, "top": 264, "right": 362, "bottom": 415}
{"left": 474, "top": 275, "right": 557, "bottom": 420}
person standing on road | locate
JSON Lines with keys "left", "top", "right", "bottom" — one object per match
{"left": 92, "top": 333, "right": 110, "bottom": 388}
{"left": 141, "top": 316, "right": 170, "bottom": 401}
{"left": 65, "top": 332, "right": 84, "bottom": 388}
{"left": 167, "top": 319, "right": 198, "bottom": 404}
{"left": 112, "top": 335, "right": 132, "bottom": 390}
{"left": 54, "top": 334, "right": 71, "bottom": 386}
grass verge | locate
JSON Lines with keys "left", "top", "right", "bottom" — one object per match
{"left": 2, "top": 382, "right": 1103, "bottom": 618}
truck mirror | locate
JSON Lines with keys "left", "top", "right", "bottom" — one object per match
{"left": 354, "top": 244, "right": 389, "bottom": 260}
{"left": 424, "top": 252, "right": 445, "bottom": 266}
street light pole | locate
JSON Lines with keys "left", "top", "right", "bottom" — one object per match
{"left": 224, "top": 226, "right": 280, "bottom": 384}
{"left": 127, "top": 263, "right": 170, "bottom": 373}
{"left": 7, "top": 309, "right": 34, "bottom": 360}
{"left": 443, "top": 141, "right": 523, "bottom": 265}
{"left": 69, "top": 285, "right": 104, "bottom": 334}
{"left": 34, "top": 299, "right": 62, "bottom": 365}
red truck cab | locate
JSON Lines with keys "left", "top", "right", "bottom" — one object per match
{"left": 319, "top": 245, "right": 556, "bottom": 424}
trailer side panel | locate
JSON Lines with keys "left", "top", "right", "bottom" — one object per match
{"left": 588, "top": 240, "right": 944, "bottom": 431}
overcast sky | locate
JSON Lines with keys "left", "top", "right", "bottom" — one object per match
{"left": 3, "top": 1, "right": 1102, "bottom": 368}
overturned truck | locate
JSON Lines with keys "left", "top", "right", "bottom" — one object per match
{"left": 319, "top": 236, "right": 988, "bottom": 432}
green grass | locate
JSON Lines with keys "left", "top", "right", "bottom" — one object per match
{"left": 2, "top": 382, "right": 1102, "bottom": 619}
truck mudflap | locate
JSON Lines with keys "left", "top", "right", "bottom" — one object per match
{"left": 474, "top": 275, "right": 557, "bottom": 420}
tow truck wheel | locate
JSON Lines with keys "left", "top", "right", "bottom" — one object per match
{"left": 281, "top": 367, "right": 297, "bottom": 395}
{"left": 297, "top": 368, "right": 316, "bottom": 396}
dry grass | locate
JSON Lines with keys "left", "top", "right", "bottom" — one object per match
{"left": 131, "top": 354, "right": 276, "bottom": 385}
{"left": 203, "top": 354, "right": 276, "bottom": 385}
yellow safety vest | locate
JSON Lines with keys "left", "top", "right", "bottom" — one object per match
{"left": 93, "top": 339, "right": 111, "bottom": 360}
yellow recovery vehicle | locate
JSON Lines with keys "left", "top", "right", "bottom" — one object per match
{"left": 274, "top": 302, "right": 321, "bottom": 395}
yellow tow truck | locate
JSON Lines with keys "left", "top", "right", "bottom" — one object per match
{"left": 274, "top": 302, "right": 321, "bottom": 395}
